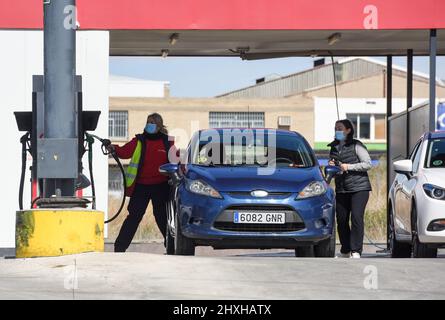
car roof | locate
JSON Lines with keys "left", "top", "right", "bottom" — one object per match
{"left": 198, "top": 128, "right": 301, "bottom": 137}
{"left": 427, "top": 131, "right": 445, "bottom": 140}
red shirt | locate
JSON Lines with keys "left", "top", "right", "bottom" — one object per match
{"left": 114, "top": 134, "right": 175, "bottom": 185}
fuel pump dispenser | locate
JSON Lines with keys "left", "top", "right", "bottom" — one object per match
{"left": 13, "top": 86, "right": 107, "bottom": 257}
{"left": 14, "top": 76, "right": 101, "bottom": 210}
{"left": 14, "top": 81, "right": 128, "bottom": 257}
{"left": 12, "top": 0, "right": 114, "bottom": 258}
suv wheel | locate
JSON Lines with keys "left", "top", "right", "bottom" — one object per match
{"left": 314, "top": 224, "right": 336, "bottom": 258}
{"left": 389, "top": 206, "right": 412, "bottom": 258}
{"left": 174, "top": 213, "right": 195, "bottom": 256}
{"left": 295, "top": 246, "right": 314, "bottom": 257}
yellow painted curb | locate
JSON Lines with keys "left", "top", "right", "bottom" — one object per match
{"left": 16, "top": 209, "right": 104, "bottom": 258}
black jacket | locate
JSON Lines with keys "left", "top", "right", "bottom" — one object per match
{"left": 328, "top": 139, "right": 372, "bottom": 193}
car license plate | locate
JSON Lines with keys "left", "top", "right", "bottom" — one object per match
{"left": 233, "top": 212, "right": 285, "bottom": 224}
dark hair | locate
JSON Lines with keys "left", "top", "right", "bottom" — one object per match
{"left": 147, "top": 112, "right": 168, "bottom": 134}
{"left": 336, "top": 119, "right": 355, "bottom": 142}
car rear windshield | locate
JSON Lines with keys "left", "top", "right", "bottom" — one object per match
{"left": 425, "top": 138, "right": 445, "bottom": 168}
{"left": 192, "top": 130, "right": 315, "bottom": 168}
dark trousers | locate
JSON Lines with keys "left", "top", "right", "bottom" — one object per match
{"left": 336, "top": 191, "right": 370, "bottom": 254}
{"left": 114, "top": 182, "right": 169, "bottom": 252}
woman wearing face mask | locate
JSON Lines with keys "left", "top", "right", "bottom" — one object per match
{"left": 108, "top": 113, "right": 175, "bottom": 252}
{"left": 328, "top": 119, "right": 372, "bottom": 259}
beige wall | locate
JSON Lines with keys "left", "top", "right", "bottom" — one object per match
{"left": 110, "top": 96, "right": 315, "bottom": 149}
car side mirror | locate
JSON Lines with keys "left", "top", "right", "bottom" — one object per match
{"left": 159, "top": 163, "right": 182, "bottom": 185}
{"left": 324, "top": 165, "right": 342, "bottom": 184}
{"left": 159, "top": 163, "right": 179, "bottom": 175}
{"left": 393, "top": 159, "right": 413, "bottom": 177}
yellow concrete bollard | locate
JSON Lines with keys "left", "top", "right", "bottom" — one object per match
{"left": 15, "top": 209, "right": 104, "bottom": 258}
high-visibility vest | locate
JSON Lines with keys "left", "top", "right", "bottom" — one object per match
{"left": 124, "top": 134, "right": 171, "bottom": 196}
{"left": 125, "top": 139, "right": 143, "bottom": 190}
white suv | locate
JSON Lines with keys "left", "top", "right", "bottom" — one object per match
{"left": 389, "top": 131, "right": 445, "bottom": 258}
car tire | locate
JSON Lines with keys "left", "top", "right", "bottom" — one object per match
{"left": 314, "top": 224, "right": 336, "bottom": 258}
{"left": 295, "top": 246, "right": 314, "bottom": 257}
{"left": 165, "top": 223, "right": 175, "bottom": 255}
{"left": 174, "top": 213, "right": 195, "bottom": 256}
{"left": 412, "top": 205, "right": 437, "bottom": 258}
{"left": 389, "top": 206, "right": 412, "bottom": 258}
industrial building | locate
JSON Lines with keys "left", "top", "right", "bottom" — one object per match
{"left": 109, "top": 57, "right": 445, "bottom": 151}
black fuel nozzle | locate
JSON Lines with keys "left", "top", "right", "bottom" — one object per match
{"left": 100, "top": 139, "right": 115, "bottom": 156}
{"left": 329, "top": 154, "right": 342, "bottom": 167}
{"left": 85, "top": 133, "right": 114, "bottom": 155}
{"left": 101, "top": 139, "right": 111, "bottom": 147}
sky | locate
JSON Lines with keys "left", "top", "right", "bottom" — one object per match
{"left": 109, "top": 56, "right": 445, "bottom": 98}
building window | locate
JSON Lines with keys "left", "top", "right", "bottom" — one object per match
{"left": 374, "top": 115, "right": 386, "bottom": 140}
{"left": 278, "top": 116, "right": 291, "bottom": 126}
{"left": 209, "top": 112, "right": 265, "bottom": 128}
{"left": 109, "top": 111, "right": 128, "bottom": 139}
{"left": 109, "top": 165, "right": 124, "bottom": 192}
{"left": 359, "top": 114, "right": 371, "bottom": 140}
{"left": 277, "top": 116, "right": 292, "bottom": 131}
{"left": 347, "top": 113, "right": 386, "bottom": 141}
{"left": 348, "top": 114, "right": 370, "bottom": 140}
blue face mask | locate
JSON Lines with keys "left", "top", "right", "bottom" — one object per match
{"left": 145, "top": 123, "right": 157, "bottom": 134}
{"left": 335, "top": 131, "right": 346, "bottom": 141}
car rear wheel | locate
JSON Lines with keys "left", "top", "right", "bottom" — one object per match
{"left": 412, "top": 206, "right": 437, "bottom": 258}
{"left": 314, "top": 225, "right": 336, "bottom": 258}
{"left": 295, "top": 245, "right": 314, "bottom": 257}
{"left": 174, "top": 213, "right": 195, "bottom": 256}
{"left": 389, "top": 206, "right": 412, "bottom": 258}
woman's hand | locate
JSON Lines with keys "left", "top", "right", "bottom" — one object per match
{"left": 106, "top": 144, "right": 115, "bottom": 153}
{"left": 328, "top": 160, "right": 336, "bottom": 166}
{"left": 340, "top": 163, "right": 349, "bottom": 172}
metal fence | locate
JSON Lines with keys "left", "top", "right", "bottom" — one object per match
{"left": 388, "top": 101, "right": 430, "bottom": 184}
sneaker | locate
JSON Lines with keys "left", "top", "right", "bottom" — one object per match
{"left": 350, "top": 252, "right": 361, "bottom": 259}
{"left": 335, "top": 252, "right": 351, "bottom": 258}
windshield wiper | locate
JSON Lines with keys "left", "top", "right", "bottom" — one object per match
{"left": 194, "top": 163, "right": 235, "bottom": 167}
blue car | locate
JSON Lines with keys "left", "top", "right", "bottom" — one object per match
{"left": 160, "top": 129, "right": 340, "bottom": 257}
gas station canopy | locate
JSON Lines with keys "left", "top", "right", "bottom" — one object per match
{"left": 2, "top": 0, "right": 445, "bottom": 57}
